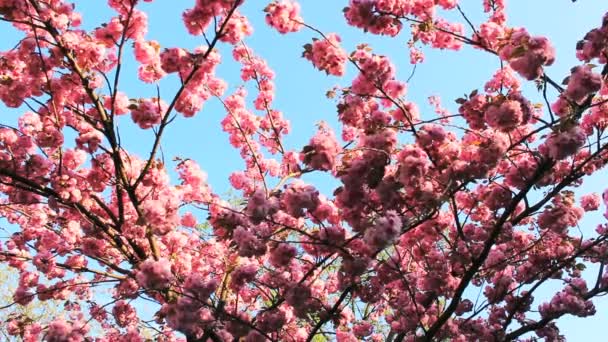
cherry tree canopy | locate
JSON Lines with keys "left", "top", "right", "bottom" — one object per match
{"left": 0, "top": 0, "right": 608, "bottom": 341}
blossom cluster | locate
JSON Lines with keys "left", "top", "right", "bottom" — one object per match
{"left": 303, "top": 34, "right": 348, "bottom": 76}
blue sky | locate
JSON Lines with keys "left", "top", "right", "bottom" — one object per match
{"left": 1, "top": 0, "right": 608, "bottom": 340}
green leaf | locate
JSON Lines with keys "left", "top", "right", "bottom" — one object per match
{"left": 510, "top": 46, "right": 527, "bottom": 59}
{"left": 311, "top": 335, "right": 328, "bottom": 342}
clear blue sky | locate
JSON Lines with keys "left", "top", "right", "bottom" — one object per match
{"left": 1, "top": 0, "right": 608, "bottom": 340}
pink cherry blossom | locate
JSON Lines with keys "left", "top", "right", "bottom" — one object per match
{"left": 581, "top": 193, "right": 601, "bottom": 211}
{"left": 136, "top": 258, "right": 174, "bottom": 290}
{"left": 499, "top": 28, "right": 556, "bottom": 80}
{"left": 303, "top": 34, "right": 348, "bottom": 76}
{"left": 0, "top": 1, "right": 606, "bottom": 342}
{"left": 264, "top": 0, "right": 303, "bottom": 34}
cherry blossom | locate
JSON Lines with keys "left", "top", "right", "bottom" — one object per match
{"left": 0, "top": 1, "right": 606, "bottom": 341}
